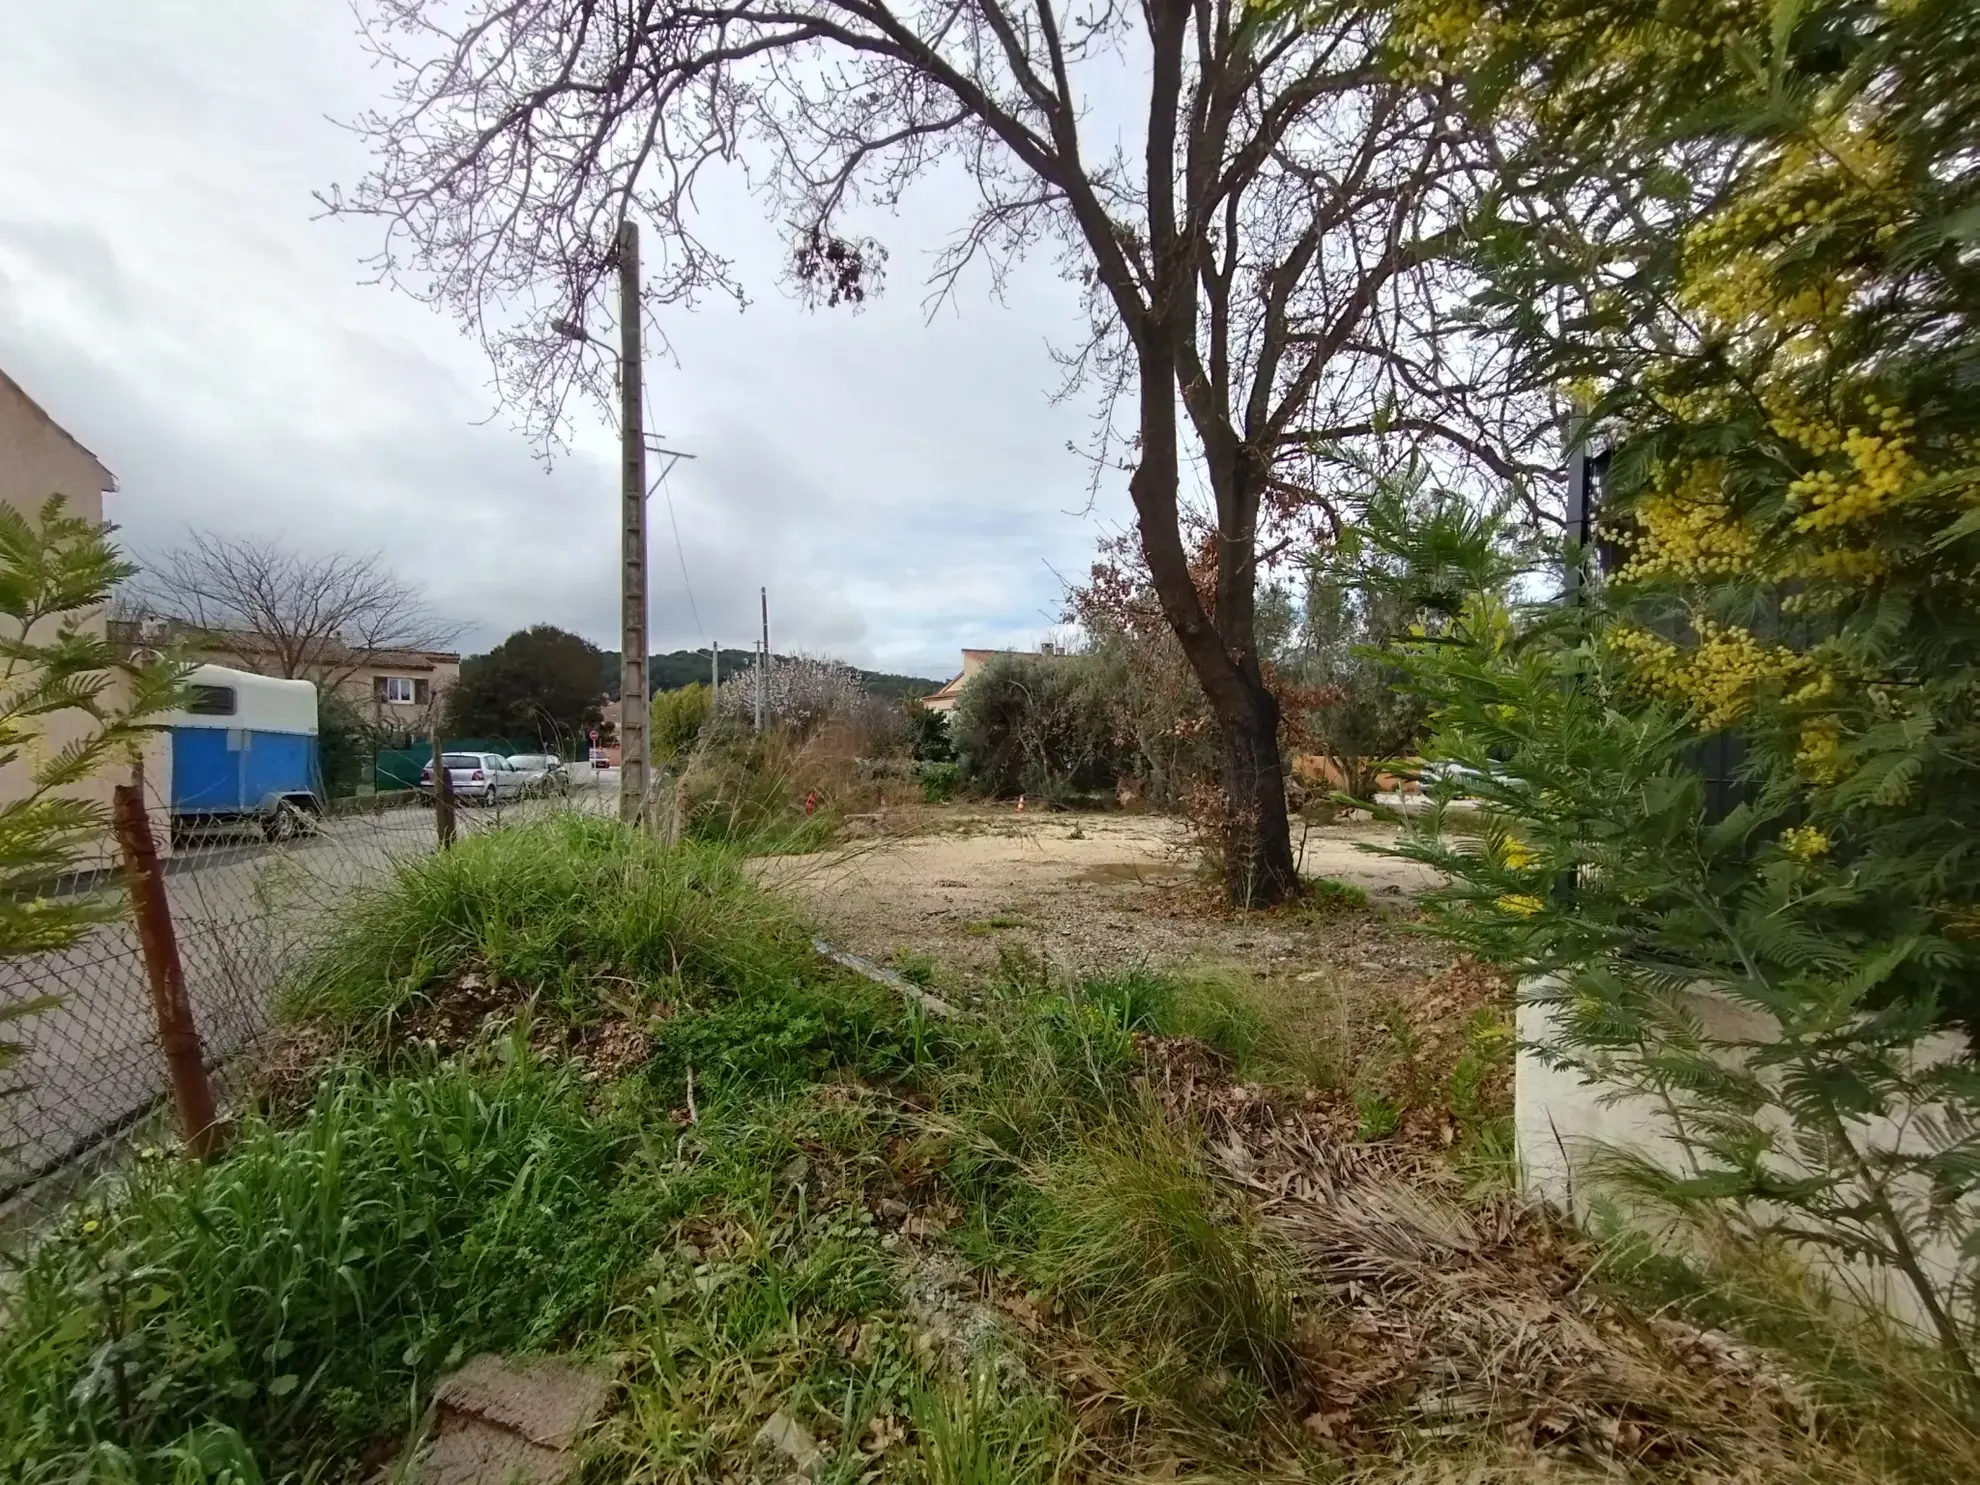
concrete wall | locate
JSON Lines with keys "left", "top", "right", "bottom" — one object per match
{"left": 1517, "top": 979, "right": 1971, "bottom": 1337}
{"left": 0, "top": 370, "right": 171, "bottom": 861}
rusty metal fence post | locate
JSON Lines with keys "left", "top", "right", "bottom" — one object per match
{"left": 111, "top": 781, "right": 219, "bottom": 1159}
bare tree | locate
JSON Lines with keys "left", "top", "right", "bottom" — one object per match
{"left": 327, "top": 0, "right": 1542, "bottom": 905}
{"left": 132, "top": 532, "right": 461, "bottom": 691}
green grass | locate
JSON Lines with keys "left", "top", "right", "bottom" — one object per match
{"left": 0, "top": 1057, "right": 648, "bottom": 1481}
{"left": 892, "top": 949, "right": 939, "bottom": 986}
{"left": 909, "top": 1367, "right": 1073, "bottom": 1485}
{"left": 285, "top": 814, "right": 813, "bottom": 1033}
{"left": 1302, "top": 874, "right": 1369, "bottom": 914}
{"left": 1028, "top": 1119, "right": 1301, "bottom": 1398}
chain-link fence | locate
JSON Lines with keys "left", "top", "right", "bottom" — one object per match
{"left": 0, "top": 770, "right": 619, "bottom": 1209}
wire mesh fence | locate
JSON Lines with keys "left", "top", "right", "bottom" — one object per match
{"left": 0, "top": 768, "right": 619, "bottom": 1207}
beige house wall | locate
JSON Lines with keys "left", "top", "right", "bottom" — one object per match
{"left": 0, "top": 370, "right": 170, "bottom": 863}
{"left": 333, "top": 653, "right": 461, "bottom": 739}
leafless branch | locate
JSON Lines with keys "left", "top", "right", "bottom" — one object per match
{"left": 131, "top": 532, "right": 462, "bottom": 690}
{"left": 326, "top": 0, "right": 1546, "bottom": 902}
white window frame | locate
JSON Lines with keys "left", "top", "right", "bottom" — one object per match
{"left": 381, "top": 676, "right": 417, "bottom": 705}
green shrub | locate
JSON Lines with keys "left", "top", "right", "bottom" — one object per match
{"left": 1380, "top": 0, "right": 1980, "bottom": 1378}
{"left": 906, "top": 700, "right": 953, "bottom": 764}
{"left": 949, "top": 652, "right": 1130, "bottom": 801}
{"left": 651, "top": 681, "right": 713, "bottom": 762}
{"left": 916, "top": 759, "right": 961, "bottom": 802}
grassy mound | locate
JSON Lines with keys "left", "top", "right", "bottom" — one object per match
{"left": 287, "top": 814, "right": 814, "bottom": 1030}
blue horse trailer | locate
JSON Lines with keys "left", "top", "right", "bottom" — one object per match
{"left": 163, "top": 664, "right": 323, "bottom": 844}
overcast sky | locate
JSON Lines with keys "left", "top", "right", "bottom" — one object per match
{"left": 0, "top": 1, "right": 1132, "bottom": 680}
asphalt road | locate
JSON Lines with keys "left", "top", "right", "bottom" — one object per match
{"left": 0, "top": 773, "right": 619, "bottom": 1192}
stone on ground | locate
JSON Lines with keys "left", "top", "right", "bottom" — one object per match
{"left": 753, "top": 1409, "right": 826, "bottom": 1481}
{"left": 384, "top": 1353, "right": 616, "bottom": 1485}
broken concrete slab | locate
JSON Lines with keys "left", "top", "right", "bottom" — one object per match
{"left": 379, "top": 1353, "right": 617, "bottom": 1485}
{"left": 414, "top": 1422, "right": 566, "bottom": 1485}
{"left": 431, "top": 1353, "right": 617, "bottom": 1451}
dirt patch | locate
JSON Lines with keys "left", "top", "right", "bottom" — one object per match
{"left": 761, "top": 808, "right": 1445, "bottom": 986}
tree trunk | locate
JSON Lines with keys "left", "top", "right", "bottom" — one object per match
{"left": 1123, "top": 44, "right": 1302, "bottom": 909}
{"left": 1215, "top": 668, "right": 1301, "bottom": 908}
{"left": 1126, "top": 371, "right": 1303, "bottom": 909}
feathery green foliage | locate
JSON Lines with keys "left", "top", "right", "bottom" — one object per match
{"left": 0, "top": 497, "right": 185, "bottom": 960}
{"left": 1370, "top": 0, "right": 1980, "bottom": 1377}
{"left": 0, "top": 497, "right": 185, "bottom": 1114}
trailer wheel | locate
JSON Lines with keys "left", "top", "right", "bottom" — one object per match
{"left": 263, "top": 801, "right": 308, "bottom": 842}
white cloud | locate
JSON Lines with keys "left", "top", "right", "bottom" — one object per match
{"left": 0, "top": 0, "right": 1131, "bottom": 677}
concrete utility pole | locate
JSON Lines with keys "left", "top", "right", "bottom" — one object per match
{"left": 711, "top": 643, "right": 719, "bottom": 693}
{"left": 618, "top": 219, "right": 650, "bottom": 828}
{"left": 758, "top": 587, "right": 770, "bottom": 731}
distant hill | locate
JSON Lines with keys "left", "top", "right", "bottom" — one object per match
{"left": 599, "top": 648, "right": 943, "bottom": 702}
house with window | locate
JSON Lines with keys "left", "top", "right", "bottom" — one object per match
{"left": 921, "top": 643, "right": 1059, "bottom": 715}
{"left": 359, "top": 649, "right": 460, "bottom": 732}
{"left": 107, "top": 620, "right": 460, "bottom": 743}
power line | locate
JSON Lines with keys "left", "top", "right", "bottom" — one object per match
{"left": 655, "top": 460, "right": 706, "bottom": 644}
{"left": 640, "top": 374, "right": 706, "bottom": 645}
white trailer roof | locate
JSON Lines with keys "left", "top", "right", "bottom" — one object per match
{"left": 163, "top": 663, "right": 319, "bottom": 735}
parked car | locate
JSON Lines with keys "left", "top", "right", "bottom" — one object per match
{"left": 506, "top": 753, "right": 569, "bottom": 796}
{"left": 1415, "top": 760, "right": 1485, "bottom": 792}
{"left": 1415, "top": 759, "right": 1523, "bottom": 801}
{"left": 420, "top": 751, "right": 530, "bottom": 805}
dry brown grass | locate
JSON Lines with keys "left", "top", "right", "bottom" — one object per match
{"left": 1123, "top": 1026, "right": 1980, "bottom": 1484}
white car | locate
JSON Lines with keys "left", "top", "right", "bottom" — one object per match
{"left": 506, "top": 753, "right": 569, "bottom": 796}
{"left": 1416, "top": 760, "right": 1485, "bottom": 792}
{"left": 420, "top": 751, "right": 530, "bottom": 805}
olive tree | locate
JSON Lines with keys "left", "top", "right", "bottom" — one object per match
{"left": 328, "top": 0, "right": 1539, "bottom": 904}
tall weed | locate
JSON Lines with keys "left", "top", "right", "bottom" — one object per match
{"left": 0, "top": 1058, "right": 649, "bottom": 1482}
{"left": 1027, "top": 1119, "right": 1301, "bottom": 1401}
